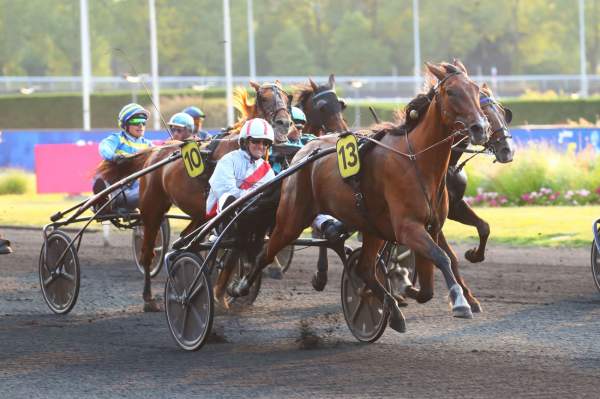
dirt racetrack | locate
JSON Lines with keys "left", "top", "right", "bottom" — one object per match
{"left": 0, "top": 227, "right": 599, "bottom": 399}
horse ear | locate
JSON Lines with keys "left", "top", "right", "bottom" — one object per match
{"left": 309, "top": 78, "right": 319, "bottom": 91}
{"left": 481, "top": 82, "right": 489, "bottom": 90}
{"left": 287, "top": 93, "right": 293, "bottom": 105}
{"left": 250, "top": 81, "right": 260, "bottom": 91}
{"left": 453, "top": 58, "right": 468, "bottom": 74}
{"left": 503, "top": 107, "right": 513, "bottom": 124}
{"left": 275, "top": 79, "right": 282, "bottom": 87}
{"left": 328, "top": 74, "right": 335, "bottom": 89}
{"left": 426, "top": 62, "right": 446, "bottom": 81}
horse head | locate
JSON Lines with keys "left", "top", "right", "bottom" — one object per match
{"left": 250, "top": 80, "right": 292, "bottom": 144}
{"left": 479, "top": 83, "right": 515, "bottom": 163}
{"left": 304, "top": 74, "right": 348, "bottom": 134}
{"left": 426, "top": 61, "right": 489, "bottom": 146}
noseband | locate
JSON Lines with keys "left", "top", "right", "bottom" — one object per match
{"left": 256, "top": 84, "right": 289, "bottom": 125}
{"left": 479, "top": 94, "right": 512, "bottom": 150}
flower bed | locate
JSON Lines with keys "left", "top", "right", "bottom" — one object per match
{"left": 463, "top": 143, "right": 600, "bottom": 206}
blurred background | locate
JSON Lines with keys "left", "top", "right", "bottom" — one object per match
{"left": 0, "top": 0, "right": 598, "bottom": 246}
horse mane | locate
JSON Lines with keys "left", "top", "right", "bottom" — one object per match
{"left": 292, "top": 83, "right": 315, "bottom": 108}
{"left": 384, "top": 64, "right": 462, "bottom": 136}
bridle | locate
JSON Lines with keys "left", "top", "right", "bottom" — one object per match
{"left": 256, "top": 83, "right": 289, "bottom": 125}
{"left": 479, "top": 94, "right": 512, "bottom": 150}
{"left": 305, "top": 87, "right": 345, "bottom": 133}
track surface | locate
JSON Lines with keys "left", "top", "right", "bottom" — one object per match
{"left": 1, "top": 227, "right": 599, "bottom": 398}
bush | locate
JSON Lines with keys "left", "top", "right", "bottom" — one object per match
{"left": 0, "top": 170, "right": 29, "bottom": 195}
{"left": 463, "top": 144, "right": 600, "bottom": 206}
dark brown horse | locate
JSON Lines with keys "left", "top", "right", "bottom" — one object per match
{"left": 438, "top": 82, "right": 514, "bottom": 312}
{"left": 229, "top": 62, "right": 489, "bottom": 325}
{"left": 96, "top": 81, "right": 292, "bottom": 312}
{"left": 293, "top": 74, "right": 349, "bottom": 136}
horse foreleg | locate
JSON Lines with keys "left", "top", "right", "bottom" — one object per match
{"left": 400, "top": 223, "right": 472, "bottom": 319}
{"left": 449, "top": 199, "right": 489, "bottom": 263}
{"left": 438, "top": 230, "right": 482, "bottom": 313}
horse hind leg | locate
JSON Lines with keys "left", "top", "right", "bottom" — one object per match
{"left": 138, "top": 197, "right": 170, "bottom": 312}
{"left": 228, "top": 212, "right": 311, "bottom": 298}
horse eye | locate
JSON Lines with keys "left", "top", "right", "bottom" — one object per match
{"left": 446, "top": 89, "right": 457, "bottom": 97}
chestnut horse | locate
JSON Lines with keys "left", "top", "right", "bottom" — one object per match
{"left": 96, "top": 81, "right": 292, "bottom": 312}
{"left": 293, "top": 74, "right": 349, "bottom": 136}
{"left": 229, "top": 62, "right": 489, "bottom": 326}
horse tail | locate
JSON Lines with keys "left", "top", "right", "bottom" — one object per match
{"left": 94, "top": 148, "right": 154, "bottom": 183}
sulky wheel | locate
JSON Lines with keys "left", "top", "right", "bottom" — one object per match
{"left": 211, "top": 248, "right": 262, "bottom": 309}
{"left": 341, "top": 248, "right": 389, "bottom": 343}
{"left": 591, "top": 233, "right": 600, "bottom": 293}
{"left": 272, "top": 245, "right": 294, "bottom": 273}
{"left": 164, "top": 252, "right": 213, "bottom": 351}
{"left": 132, "top": 218, "right": 170, "bottom": 278}
{"left": 39, "top": 230, "right": 81, "bottom": 314}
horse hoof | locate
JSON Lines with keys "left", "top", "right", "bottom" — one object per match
{"left": 469, "top": 301, "right": 482, "bottom": 313}
{"left": 392, "top": 294, "right": 409, "bottom": 307}
{"left": 227, "top": 280, "right": 249, "bottom": 298}
{"left": 389, "top": 312, "right": 407, "bottom": 333}
{"left": 452, "top": 306, "right": 473, "bottom": 319}
{"left": 265, "top": 266, "right": 284, "bottom": 280}
{"left": 143, "top": 300, "right": 162, "bottom": 313}
{"left": 464, "top": 249, "right": 484, "bottom": 263}
{"left": 311, "top": 272, "right": 327, "bottom": 292}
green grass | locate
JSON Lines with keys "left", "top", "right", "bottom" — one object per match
{"left": 0, "top": 190, "right": 597, "bottom": 248}
{"left": 442, "top": 206, "right": 599, "bottom": 247}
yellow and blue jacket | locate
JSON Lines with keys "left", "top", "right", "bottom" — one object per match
{"left": 99, "top": 131, "right": 153, "bottom": 161}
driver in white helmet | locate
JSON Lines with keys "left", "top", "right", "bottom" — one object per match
{"left": 206, "top": 118, "right": 276, "bottom": 218}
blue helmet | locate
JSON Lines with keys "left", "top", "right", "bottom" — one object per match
{"left": 291, "top": 106, "right": 307, "bottom": 124}
{"left": 183, "top": 106, "right": 205, "bottom": 119}
{"left": 118, "top": 103, "right": 150, "bottom": 130}
{"left": 168, "top": 112, "right": 195, "bottom": 132}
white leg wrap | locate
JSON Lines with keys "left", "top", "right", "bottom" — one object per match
{"left": 450, "top": 284, "right": 470, "bottom": 310}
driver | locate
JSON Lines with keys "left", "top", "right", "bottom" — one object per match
{"left": 168, "top": 112, "right": 195, "bottom": 141}
{"left": 206, "top": 118, "right": 276, "bottom": 218}
{"left": 93, "top": 103, "right": 153, "bottom": 211}
{"left": 183, "top": 106, "right": 211, "bottom": 140}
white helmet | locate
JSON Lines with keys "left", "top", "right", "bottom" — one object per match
{"left": 238, "top": 118, "right": 275, "bottom": 145}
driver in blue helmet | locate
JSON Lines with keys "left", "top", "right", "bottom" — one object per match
{"left": 168, "top": 112, "right": 195, "bottom": 141}
{"left": 93, "top": 103, "right": 153, "bottom": 211}
{"left": 183, "top": 106, "right": 210, "bottom": 140}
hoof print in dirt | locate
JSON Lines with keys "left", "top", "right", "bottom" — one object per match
{"left": 297, "top": 319, "right": 322, "bottom": 350}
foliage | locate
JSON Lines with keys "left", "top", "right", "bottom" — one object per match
{"left": 0, "top": 170, "right": 30, "bottom": 195}
{"left": 463, "top": 144, "right": 600, "bottom": 206}
{"left": 2, "top": 0, "right": 600, "bottom": 77}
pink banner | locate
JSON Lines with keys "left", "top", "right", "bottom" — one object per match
{"left": 34, "top": 143, "right": 101, "bottom": 194}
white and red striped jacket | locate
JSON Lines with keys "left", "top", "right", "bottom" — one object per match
{"left": 206, "top": 149, "right": 275, "bottom": 217}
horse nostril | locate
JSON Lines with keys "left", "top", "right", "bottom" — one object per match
{"left": 469, "top": 123, "right": 484, "bottom": 137}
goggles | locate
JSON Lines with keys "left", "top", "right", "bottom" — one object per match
{"left": 128, "top": 118, "right": 147, "bottom": 126}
